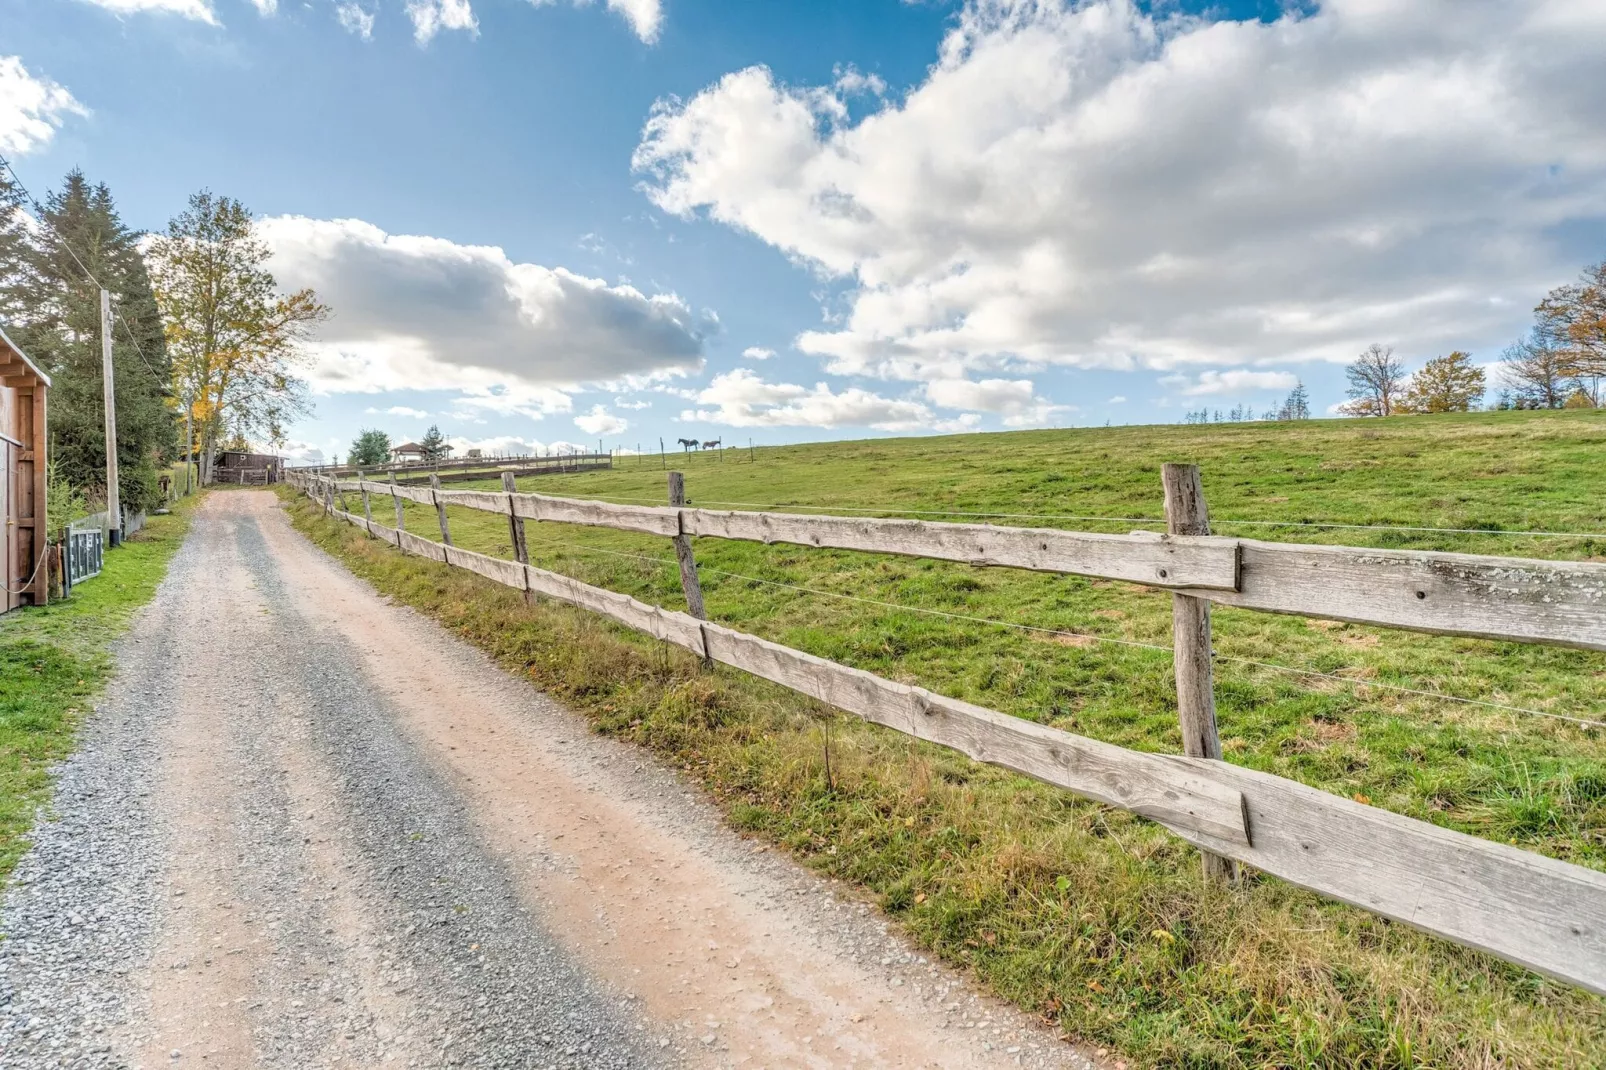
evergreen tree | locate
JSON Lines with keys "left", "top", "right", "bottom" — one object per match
{"left": 1, "top": 170, "right": 174, "bottom": 512}
{"left": 0, "top": 172, "right": 31, "bottom": 325}
{"left": 1276, "top": 381, "right": 1310, "bottom": 420}
{"left": 418, "top": 424, "right": 450, "bottom": 462}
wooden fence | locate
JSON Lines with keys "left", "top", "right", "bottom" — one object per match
{"left": 292, "top": 451, "right": 614, "bottom": 481}
{"left": 287, "top": 466, "right": 1606, "bottom": 996}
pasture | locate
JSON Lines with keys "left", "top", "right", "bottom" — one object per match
{"left": 290, "top": 409, "right": 1606, "bottom": 1068}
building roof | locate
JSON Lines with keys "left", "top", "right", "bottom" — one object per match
{"left": 0, "top": 323, "right": 52, "bottom": 389}
{"left": 392, "top": 442, "right": 425, "bottom": 452}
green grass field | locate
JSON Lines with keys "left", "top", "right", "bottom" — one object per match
{"left": 290, "top": 409, "right": 1606, "bottom": 1068}
{"left": 0, "top": 496, "right": 197, "bottom": 883}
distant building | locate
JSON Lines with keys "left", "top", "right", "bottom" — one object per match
{"left": 390, "top": 442, "right": 427, "bottom": 464}
{"left": 213, "top": 451, "right": 282, "bottom": 485}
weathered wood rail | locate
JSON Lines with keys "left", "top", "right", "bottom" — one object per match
{"left": 289, "top": 468, "right": 1606, "bottom": 995}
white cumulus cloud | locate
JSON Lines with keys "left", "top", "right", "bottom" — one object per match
{"left": 682, "top": 368, "right": 978, "bottom": 433}
{"left": 407, "top": 0, "right": 476, "bottom": 43}
{"left": 634, "top": 0, "right": 1606, "bottom": 382}
{"left": 0, "top": 57, "right": 88, "bottom": 156}
{"left": 335, "top": 2, "right": 375, "bottom": 39}
{"left": 528, "top": 0, "right": 662, "bottom": 43}
{"left": 574, "top": 404, "right": 628, "bottom": 436}
{"left": 1163, "top": 369, "right": 1299, "bottom": 396}
{"left": 75, "top": 0, "right": 218, "bottom": 21}
{"left": 923, "top": 377, "right": 1068, "bottom": 427}
{"left": 258, "top": 216, "right": 710, "bottom": 411}
{"left": 447, "top": 434, "right": 589, "bottom": 456}
{"left": 741, "top": 346, "right": 775, "bottom": 361}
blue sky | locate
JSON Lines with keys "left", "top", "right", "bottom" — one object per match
{"left": 3, "top": 0, "right": 1603, "bottom": 463}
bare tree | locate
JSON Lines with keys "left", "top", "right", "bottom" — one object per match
{"left": 1338, "top": 344, "right": 1406, "bottom": 416}
{"left": 1500, "top": 333, "right": 1573, "bottom": 409}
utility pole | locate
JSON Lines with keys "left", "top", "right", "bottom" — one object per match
{"left": 101, "top": 289, "right": 121, "bottom": 546}
{"left": 183, "top": 390, "right": 194, "bottom": 496}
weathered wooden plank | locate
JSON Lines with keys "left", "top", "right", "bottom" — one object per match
{"left": 681, "top": 509, "right": 1240, "bottom": 590}
{"left": 444, "top": 545, "right": 527, "bottom": 589}
{"left": 522, "top": 564, "right": 707, "bottom": 653}
{"left": 1174, "top": 760, "right": 1606, "bottom": 995}
{"left": 396, "top": 529, "right": 447, "bottom": 562}
{"left": 367, "top": 480, "right": 434, "bottom": 506}
{"left": 509, "top": 493, "right": 679, "bottom": 536}
{"left": 697, "top": 621, "right": 1249, "bottom": 845}
{"left": 1189, "top": 540, "right": 1606, "bottom": 651}
{"left": 366, "top": 520, "right": 401, "bottom": 546}
{"left": 436, "top": 489, "right": 514, "bottom": 513}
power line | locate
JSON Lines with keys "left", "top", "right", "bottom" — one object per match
{"left": 515, "top": 532, "right": 1606, "bottom": 731}
{"left": 0, "top": 152, "right": 166, "bottom": 387}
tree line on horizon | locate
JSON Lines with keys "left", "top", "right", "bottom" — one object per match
{"left": 0, "top": 167, "right": 326, "bottom": 513}
{"left": 1341, "top": 257, "right": 1604, "bottom": 418}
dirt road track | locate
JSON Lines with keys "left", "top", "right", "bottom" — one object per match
{"left": 0, "top": 491, "right": 1097, "bottom": 1069}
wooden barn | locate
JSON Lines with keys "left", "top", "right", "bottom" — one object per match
{"left": 0, "top": 326, "right": 49, "bottom": 611}
{"left": 213, "top": 450, "right": 283, "bottom": 485}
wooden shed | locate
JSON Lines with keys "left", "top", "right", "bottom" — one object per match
{"left": 0, "top": 326, "right": 49, "bottom": 611}
{"left": 213, "top": 450, "right": 282, "bottom": 485}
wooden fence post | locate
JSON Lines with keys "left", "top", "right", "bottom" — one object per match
{"left": 501, "top": 471, "right": 533, "bottom": 605}
{"left": 360, "top": 478, "right": 373, "bottom": 535}
{"left": 431, "top": 472, "right": 452, "bottom": 546}
{"left": 1162, "top": 462, "right": 1237, "bottom": 883}
{"left": 667, "top": 471, "right": 707, "bottom": 620}
{"left": 388, "top": 471, "right": 405, "bottom": 547}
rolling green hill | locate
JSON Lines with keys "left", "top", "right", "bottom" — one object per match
{"left": 292, "top": 409, "right": 1606, "bottom": 1068}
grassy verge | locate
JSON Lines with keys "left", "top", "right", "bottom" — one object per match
{"left": 0, "top": 494, "right": 199, "bottom": 882}
{"left": 285, "top": 410, "right": 1606, "bottom": 1067}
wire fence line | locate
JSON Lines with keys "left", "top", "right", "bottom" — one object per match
{"left": 513, "top": 531, "right": 1606, "bottom": 732}
{"left": 511, "top": 490, "right": 1606, "bottom": 542}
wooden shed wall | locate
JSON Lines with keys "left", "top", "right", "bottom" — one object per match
{"left": 0, "top": 330, "right": 48, "bottom": 612}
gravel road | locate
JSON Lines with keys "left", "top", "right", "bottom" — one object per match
{"left": 0, "top": 491, "right": 1101, "bottom": 1069}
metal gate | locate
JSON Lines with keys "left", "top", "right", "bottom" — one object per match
{"left": 63, "top": 512, "right": 106, "bottom": 593}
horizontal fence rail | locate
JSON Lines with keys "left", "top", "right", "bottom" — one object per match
{"left": 333, "top": 477, "right": 1606, "bottom": 650}
{"left": 292, "top": 469, "right": 1606, "bottom": 995}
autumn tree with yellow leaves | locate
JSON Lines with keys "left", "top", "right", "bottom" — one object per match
{"left": 147, "top": 191, "right": 327, "bottom": 484}
{"left": 1398, "top": 351, "right": 1485, "bottom": 413}
{"left": 1535, "top": 259, "right": 1605, "bottom": 405}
